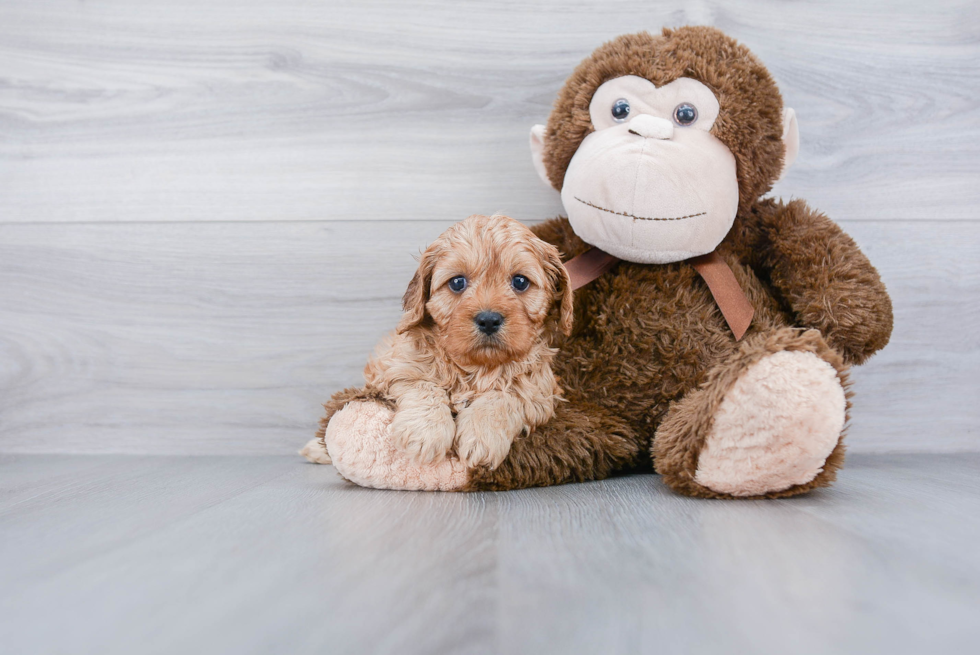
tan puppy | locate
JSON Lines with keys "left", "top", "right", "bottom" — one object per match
{"left": 363, "top": 214, "right": 573, "bottom": 469}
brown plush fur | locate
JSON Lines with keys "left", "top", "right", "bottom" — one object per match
{"left": 319, "top": 26, "right": 893, "bottom": 499}
{"left": 464, "top": 27, "right": 893, "bottom": 496}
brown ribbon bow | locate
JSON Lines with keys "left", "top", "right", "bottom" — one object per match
{"left": 563, "top": 247, "right": 754, "bottom": 341}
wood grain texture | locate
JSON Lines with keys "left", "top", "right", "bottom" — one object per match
{"left": 1, "top": 453, "right": 978, "bottom": 654}
{"left": 1, "top": 0, "right": 977, "bottom": 224}
{"left": 0, "top": 219, "right": 976, "bottom": 455}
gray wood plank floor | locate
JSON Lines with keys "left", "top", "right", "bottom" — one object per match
{"left": 2, "top": 453, "right": 978, "bottom": 655}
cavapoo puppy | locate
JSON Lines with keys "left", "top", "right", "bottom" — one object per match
{"left": 310, "top": 214, "right": 573, "bottom": 470}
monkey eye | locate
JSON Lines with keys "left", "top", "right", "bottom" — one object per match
{"left": 673, "top": 103, "right": 698, "bottom": 126}
{"left": 448, "top": 276, "right": 467, "bottom": 293}
{"left": 611, "top": 98, "right": 631, "bottom": 123}
{"left": 511, "top": 275, "right": 530, "bottom": 292}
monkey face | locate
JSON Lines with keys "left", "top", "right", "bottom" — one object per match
{"left": 530, "top": 29, "right": 801, "bottom": 261}
{"left": 557, "top": 75, "right": 739, "bottom": 264}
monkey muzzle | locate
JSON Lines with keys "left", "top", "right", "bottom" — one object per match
{"left": 561, "top": 124, "right": 739, "bottom": 265}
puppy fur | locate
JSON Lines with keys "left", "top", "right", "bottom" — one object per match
{"left": 362, "top": 214, "right": 573, "bottom": 469}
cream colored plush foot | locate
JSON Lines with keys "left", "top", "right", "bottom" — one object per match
{"left": 324, "top": 401, "right": 468, "bottom": 491}
{"left": 299, "top": 438, "right": 332, "bottom": 465}
{"left": 694, "top": 350, "right": 846, "bottom": 497}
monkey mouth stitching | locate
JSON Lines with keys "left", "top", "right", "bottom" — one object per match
{"left": 574, "top": 197, "right": 706, "bottom": 222}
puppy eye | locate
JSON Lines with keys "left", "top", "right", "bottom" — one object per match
{"left": 611, "top": 98, "right": 630, "bottom": 123}
{"left": 511, "top": 275, "right": 530, "bottom": 292}
{"left": 673, "top": 103, "right": 698, "bottom": 126}
{"left": 448, "top": 276, "right": 467, "bottom": 293}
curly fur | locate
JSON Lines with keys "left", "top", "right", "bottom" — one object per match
{"left": 318, "top": 214, "right": 573, "bottom": 471}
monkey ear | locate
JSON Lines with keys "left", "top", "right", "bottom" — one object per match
{"left": 777, "top": 108, "right": 800, "bottom": 181}
{"left": 529, "top": 124, "right": 554, "bottom": 188}
{"left": 396, "top": 249, "right": 435, "bottom": 334}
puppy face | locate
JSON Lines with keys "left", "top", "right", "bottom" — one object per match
{"left": 398, "top": 214, "right": 573, "bottom": 368}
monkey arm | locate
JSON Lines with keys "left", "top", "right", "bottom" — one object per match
{"left": 741, "top": 199, "right": 894, "bottom": 366}
{"left": 463, "top": 398, "right": 643, "bottom": 491}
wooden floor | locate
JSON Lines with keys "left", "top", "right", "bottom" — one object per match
{"left": 2, "top": 453, "right": 978, "bottom": 654}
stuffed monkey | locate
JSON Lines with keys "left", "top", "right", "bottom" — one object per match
{"left": 312, "top": 26, "right": 893, "bottom": 499}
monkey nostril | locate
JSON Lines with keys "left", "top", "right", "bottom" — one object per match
{"left": 474, "top": 311, "right": 504, "bottom": 335}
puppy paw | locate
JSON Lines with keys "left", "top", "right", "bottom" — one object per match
{"left": 455, "top": 402, "right": 520, "bottom": 470}
{"left": 390, "top": 403, "right": 457, "bottom": 464}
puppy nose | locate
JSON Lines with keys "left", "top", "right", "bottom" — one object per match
{"left": 628, "top": 114, "right": 674, "bottom": 140}
{"left": 474, "top": 311, "right": 504, "bottom": 335}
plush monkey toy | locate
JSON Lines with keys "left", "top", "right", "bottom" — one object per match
{"left": 313, "top": 26, "right": 893, "bottom": 498}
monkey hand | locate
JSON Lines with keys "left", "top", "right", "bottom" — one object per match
{"left": 757, "top": 199, "right": 894, "bottom": 365}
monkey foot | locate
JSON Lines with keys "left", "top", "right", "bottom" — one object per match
{"left": 655, "top": 329, "right": 850, "bottom": 498}
{"left": 694, "top": 349, "right": 846, "bottom": 496}
{"left": 324, "top": 401, "right": 468, "bottom": 491}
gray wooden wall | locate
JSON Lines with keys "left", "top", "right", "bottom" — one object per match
{"left": 1, "top": 0, "right": 977, "bottom": 455}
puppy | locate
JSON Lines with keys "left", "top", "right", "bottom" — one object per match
{"left": 363, "top": 214, "right": 573, "bottom": 469}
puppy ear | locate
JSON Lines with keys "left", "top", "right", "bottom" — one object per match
{"left": 396, "top": 247, "right": 436, "bottom": 334}
{"left": 540, "top": 241, "right": 574, "bottom": 337}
